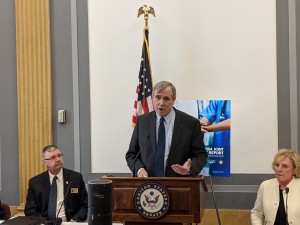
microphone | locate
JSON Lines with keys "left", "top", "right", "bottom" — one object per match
{"left": 44, "top": 181, "right": 73, "bottom": 225}
{"left": 285, "top": 187, "right": 289, "bottom": 225}
{"left": 132, "top": 134, "right": 150, "bottom": 177}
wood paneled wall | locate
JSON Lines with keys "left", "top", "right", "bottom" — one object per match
{"left": 15, "top": 0, "right": 53, "bottom": 208}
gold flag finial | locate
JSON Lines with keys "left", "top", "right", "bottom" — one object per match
{"left": 137, "top": 5, "right": 155, "bottom": 26}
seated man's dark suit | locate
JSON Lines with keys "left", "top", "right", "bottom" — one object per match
{"left": 24, "top": 168, "right": 88, "bottom": 222}
{"left": 126, "top": 108, "right": 208, "bottom": 177}
{"left": 0, "top": 200, "right": 4, "bottom": 219}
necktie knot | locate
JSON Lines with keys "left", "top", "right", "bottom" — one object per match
{"left": 160, "top": 117, "right": 165, "bottom": 124}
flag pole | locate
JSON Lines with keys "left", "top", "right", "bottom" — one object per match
{"left": 132, "top": 5, "right": 156, "bottom": 127}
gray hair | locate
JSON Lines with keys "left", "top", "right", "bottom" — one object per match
{"left": 152, "top": 81, "right": 176, "bottom": 100}
{"left": 42, "top": 145, "right": 59, "bottom": 160}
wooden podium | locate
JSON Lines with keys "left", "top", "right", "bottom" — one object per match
{"left": 101, "top": 176, "right": 207, "bottom": 225}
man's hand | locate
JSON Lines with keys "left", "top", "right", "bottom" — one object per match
{"left": 199, "top": 118, "right": 210, "bottom": 133}
{"left": 138, "top": 168, "right": 148, "bottom": 177}
{"left": 171, "top": 158, "right": 192, "bottom": 175}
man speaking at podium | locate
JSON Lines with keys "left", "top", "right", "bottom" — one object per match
{"left": 126, "top": 81, "right": 207, "bottom": 177}
{"left": 24, "top": 145, "right": 88, "bottom": 222}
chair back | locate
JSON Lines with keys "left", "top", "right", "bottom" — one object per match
{"left": 0, "top": 202, "right": 11, "bottom": 220}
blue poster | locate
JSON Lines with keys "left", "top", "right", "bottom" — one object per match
{"left": 174, "top": 100, "right": 231, "bottom": 177}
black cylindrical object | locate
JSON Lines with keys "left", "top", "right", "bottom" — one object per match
{"left": 88, "top": 179, "right": 112, "bottom": 225}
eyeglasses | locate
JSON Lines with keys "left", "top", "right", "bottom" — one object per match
{"left": 44, "top": 153, "right": 64, "bottom": 161}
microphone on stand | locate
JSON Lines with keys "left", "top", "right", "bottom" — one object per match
{"left": 44, "top": 181, "right": 73, "bottom": 225}
{"left": 285, "top": 187, "right": 289, "bottom": 225}
{"left": 132, "top": 134, "right": 150, "bottom": 177}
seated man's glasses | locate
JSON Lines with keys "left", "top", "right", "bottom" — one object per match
{"left": 44, "top": 153, "right": 64, "bottom": 161}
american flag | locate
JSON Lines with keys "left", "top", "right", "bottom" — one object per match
{"left": 132, "top": 26, "right": 154, "bottom": 127}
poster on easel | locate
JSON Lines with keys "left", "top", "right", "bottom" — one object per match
{"left": 174, "top": 100, "right": 231, "bottom": 177}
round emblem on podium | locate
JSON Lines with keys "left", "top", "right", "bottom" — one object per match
{"left": 134, "top": 182, "right": 170, "bottom": 219}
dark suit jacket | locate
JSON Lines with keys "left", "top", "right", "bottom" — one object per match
{"left": 126, "top": 108, "right": 208, "bottom": 177}
{"left": 0, "top": 200, "right": 4, "bottom": 219}
{"left": 24, "top": 168, "right": 88, "bottom": 222}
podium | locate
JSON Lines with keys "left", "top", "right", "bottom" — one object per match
{"left": 101, "top": 176, "right": 207, "bottom": 225}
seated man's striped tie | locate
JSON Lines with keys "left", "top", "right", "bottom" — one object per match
{"left": 48, "top": 176, "right": 58, "bottom": 219}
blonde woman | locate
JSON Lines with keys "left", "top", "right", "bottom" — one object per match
{"left": 251, "top": 149, "right": 300, "bottom": 225}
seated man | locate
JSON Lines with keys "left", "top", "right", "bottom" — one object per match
{"left": 25, "top": 145, "right": 88, "bottom": 222}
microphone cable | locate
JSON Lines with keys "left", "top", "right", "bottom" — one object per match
{"left": 285, "top": 187, "right": 289, "bottom": 225}
{"left": 54, "top": 181, "right": 74, "bottom": 225}
{"left": 209, "top": 176, "right": 222, "bottom": 225}
{"left": 132, "top": 134, "right": 150, "bottom": 177}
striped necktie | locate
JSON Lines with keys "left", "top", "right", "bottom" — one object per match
{"left": 48, "top": 176, "right": 58, "bottom": 219}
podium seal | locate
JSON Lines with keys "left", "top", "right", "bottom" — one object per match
{"left": 134, "top": 182, "right": 170, "bottom": 219}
